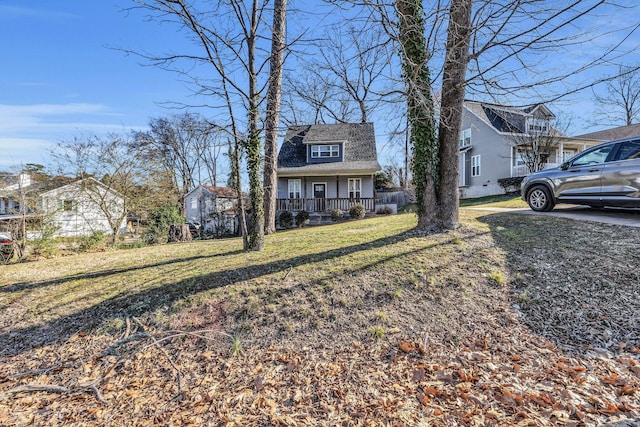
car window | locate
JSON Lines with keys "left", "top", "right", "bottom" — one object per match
{"left": 614, "top": 140, "right": 640, "bottom": 160}
{"left": 571, "top": 145, "right": 614, "bottom": 166}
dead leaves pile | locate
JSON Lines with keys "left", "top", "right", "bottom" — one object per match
{"left": 1, "top": 320, "right": 638, "bottom": 426}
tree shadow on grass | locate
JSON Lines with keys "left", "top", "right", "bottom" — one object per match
{"left": 0, "top": 229, "right": 418, "bottom": 358}
{"left": 478, "top": 211, "right": 640, "bottom": 354}
{"left": 0, "top": 250, "right": 245, "bottom": 294}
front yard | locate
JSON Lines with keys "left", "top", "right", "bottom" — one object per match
{"left": 0, "top": 209, "right": 638, "bottom": 425}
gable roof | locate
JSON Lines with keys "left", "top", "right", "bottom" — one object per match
{"left": 573, "top": 124, "right": 640, "bottom": 141}
{"left": 465, "top": 100, "right": 557, "bottom": 134}
{"left": 203, "top": 186, "right": 237, "bottom": 198}
{"left": 277, "top": 122, "right": 381, "bottom": 174}
{"left": 40, "top": 177, "right": 123, "bottom": 200}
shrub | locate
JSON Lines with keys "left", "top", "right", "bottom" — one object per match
{"left": 147, "top": 205, "right": 185, "bottom": 244}
{"left": 78, "top": 230, "right": 106, "bottom": 252}
{"left": 279, "top": 211, "right": 293, "bottom": 228}
{"left": 376, "top": 205, "right": 393, "bottom": 215}
{"left": 497, "top": 176, "right": 525, "bottom": 194}
{"left": 295, "top": 211, "right": 310, "bottom": 227}
{"left": 349, "top": 203, "right": 366, "bottom": 219}
{"left": 330, "top": 208, "right": 343, "bottom": 222}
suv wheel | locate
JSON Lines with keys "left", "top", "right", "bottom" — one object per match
{"left": 527, "top": 185, "right": 555, "bottom": 212}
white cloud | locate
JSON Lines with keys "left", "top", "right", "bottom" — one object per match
{"left": 0, "top": 103, "right": 148, "bottom": 170}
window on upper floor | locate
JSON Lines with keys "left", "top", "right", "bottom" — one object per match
{"left": 526, "top": 118, "right": 549, "bottom": 134}
{"left": 459, "top": 128, "right": 471, "bottom": 148}
{"left": 190, "top": 197, "right": 198, "bottom": 209}
{"left": 288, "top": 179, "right": 301, "bottom": 199}
{"left": 60, "top": 199, "right": 76, "bottom": 212}
{"left": 311, "top": 144, "right": 340, "bottom": 158}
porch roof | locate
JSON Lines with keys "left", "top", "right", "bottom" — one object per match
{"left": 277, "top": 160, "right": 381, "bottom": 177}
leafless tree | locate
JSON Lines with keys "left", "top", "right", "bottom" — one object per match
{"left": 506, "top": 117, "right": 571, "bottom": 174}
{"left": 594, "top": 64, "right": 640, "bottom": 126}
{"left": 354, "top": 0, "right": 640, "bottom": 231}
{"left": 263, "top": 0, "right": 287, "bottom": 235}
{"left": 129, "top": 0, "right": 300, "bottom": 250}
{"left": 52, "top": 134, "right": 145, "bottom": 244}
{"left": 134, "top": 113, "right": 225, "bottom": 207}
{"left": 284, "top": 22, "right": 396, "bottom": 124}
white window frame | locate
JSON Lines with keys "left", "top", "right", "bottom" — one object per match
{"left": 471, "top": 155, "right": 481, "bottom": 177}
{"left": 190, "top": 197, "right": 198, "bottom": 209}
{"left": 459, "top": 128, "right": 471, "bottom": 148}
{"left": 311, "top": 144, "right": 340, "bottom": 158}
{"left": 288, "top": 179, "right": 301, "bottom": 199}
{"left": 348, "top": 178, "right": 361, "bottom": 199}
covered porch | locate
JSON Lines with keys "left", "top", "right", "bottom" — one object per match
{"left": 276, "top": 197, "right": 376, "bottom": 213}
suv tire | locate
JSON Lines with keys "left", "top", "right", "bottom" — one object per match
{"left": 527, "top": 185, "right": 555, "bottom": 212}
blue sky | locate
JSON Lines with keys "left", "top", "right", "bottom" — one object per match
{"left": 1, "top": 1, "right": 640, "bottom": 171}
{"left": 0, "top": 1, "right": 192, "bottom": 170}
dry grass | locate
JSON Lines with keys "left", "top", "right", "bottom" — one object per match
{"left": 1, "top": 210, "right": 639, "bottom": 426}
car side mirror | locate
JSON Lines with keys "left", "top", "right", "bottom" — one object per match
{"left": 560, "top": 162, "right": 570, "bottom": 170}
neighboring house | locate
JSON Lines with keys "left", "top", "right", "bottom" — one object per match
{"left": 0, "top": 173, "right": 32, "bottom": 215}
{"left": 459, "top": 101, "right": 602, "bottom": 198}
{"left": 573, "top": 123, "right": 640, "bottom": 141}
{"left": 276, "top": 122, "right": 382, "bottom": 214}
{"left": 184, "top": 185, "right": 239, "bottom": 237}
{"left": 39, "top": 178, "right": 126, "bottom": 237}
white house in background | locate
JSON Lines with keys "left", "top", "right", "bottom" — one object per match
{"left": 39, "top": 178, "right": 127, "bottom": 237}
{"left": 184, "top": 185, "right": 239, "bottom": 237}
{"left": 0, "top": 173, "right": 32, "bottom": 215}
{"left": 458, "top": 101, "right": 602, "bottom": 198}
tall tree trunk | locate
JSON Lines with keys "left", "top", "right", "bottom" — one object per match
{"left": 246, "top": 0, "right": 265, "bottom": 251}
{"left": 435, "top": 0, "right": 472, "bottom": 230}
{"left": 396, "top": 0, "right": 438, "bottom": 230}
{"left": 263, "top": 0, "right": 287, "bottom": 235}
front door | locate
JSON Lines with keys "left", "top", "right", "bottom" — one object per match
{"left": 313, "top": 183, "right": 326, "bottom": 211}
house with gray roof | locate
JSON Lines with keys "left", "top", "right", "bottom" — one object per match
{"left": 184, "top": 185, "right": 240, "bottom": 237}
{"left": 276, "top": 122, "right": 381, "bottom": 214}
{"left": 459, "top": 101, "right": 601, "bottom": 198}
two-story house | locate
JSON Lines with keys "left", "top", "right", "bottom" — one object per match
{"left": 276, "top": 122, "right": 381, "bottom": 214}
{"left": 459, "top": 101, "right": 602, "bottom": 198}
{"left": 183, "top": 185, "right": 239, "bottom": 237}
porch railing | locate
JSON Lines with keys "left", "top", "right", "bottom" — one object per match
{"left": 511, "top": 162, "right": 560, "bottom": 177}
{"left": 276, "top": 198, "right": 376, "bottom": 212}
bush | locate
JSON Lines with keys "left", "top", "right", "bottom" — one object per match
{"left": 376, "top": 205, "right": 393, "bottom": 215}
{"left": 147, "top": 205, "right": 185, "bottom": 244}
{"left": 349, "top": 203, "right": 366, "bottom": 219}
{"left": 330, "top": 208, "right": 343, "bottom": 222}
{"left": 497, "top": 176, "right": 525, "bottom": 194}
{"left": 295, "top": 211, "right": 310, "bottom": 227}
{"left": 279, "top": 211, "right": 293, "bottom": 228}
{"left": 78, "top": 230, "right": 106, "bottom": 252}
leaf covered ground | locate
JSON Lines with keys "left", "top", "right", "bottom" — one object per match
{"left": 0, "top": 210, "right": 639, "bottom": 426}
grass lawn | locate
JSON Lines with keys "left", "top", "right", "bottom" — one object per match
{"left": 1, "top": 210, "right": 638, "bottom": 425}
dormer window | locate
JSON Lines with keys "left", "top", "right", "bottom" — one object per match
{"left": 311, "top": 144, "right": 340, "bottom": 158}
{"left": 526, "top": 118, "right": 549, "bottom": 134}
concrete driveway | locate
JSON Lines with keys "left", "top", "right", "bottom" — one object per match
{"left": 465, "top": 205, "right": 640, "bottom": 227}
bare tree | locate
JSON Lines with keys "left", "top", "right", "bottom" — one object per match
{"left": 285, "top": 22, "right": 396, "bottom": 124}
{"left": 263, "top": 0, "right": 287, "bottom": 235}
{"left": 130, "top": 0, "right": 298, "bottom": 251}
{"left": 134, "top": 113, "right": 225, "bottom": 208}
{"left": 506, "top": 117, "right": 571, "bottom": 174}
{"left": 53, "top": 134, "right": 144, "bottom": 244}
{"left": 595, "top": 64, "right": 640, "bottom": 126}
